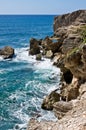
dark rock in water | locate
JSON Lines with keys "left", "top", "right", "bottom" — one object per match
{"left": 41, "top": 90, "right": 60, "bottom": 110}
{"left": 29, "top": 38, "right": 41, "bottom": 55}
{"left": 30, "top": 38, "right": 42, "bottom": 49}
{"left": 15, "top": 125, "right": 20, "bottom": 129}
{"left": 0, "top": 46, "right": 14, "bottom": 59}
{"left": 36, "top": 54, "right": 42, "bottom": 61}
{"left": 42, "top": 36, "right": 62, "bottom": 54}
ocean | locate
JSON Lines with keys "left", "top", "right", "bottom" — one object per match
{"left": 0, "top": 15, "right": 60, "bottom": 130}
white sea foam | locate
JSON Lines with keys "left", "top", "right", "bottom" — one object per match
{"left": 1, "top": 47, "right": 60, "bottom": 129}
{"left": 38, "top": 111, "right": 57, "bottom": 122}
{"left": 14, "top": 47, "right": 60, "bottom": 71}
{"left": 14, "top": 47, "right": 36, "bottom": 64}
{"left": 13, "top": 109, "right": 29, "bottom": 123}
{"left": 0, "top": 56, "right": 3, "bottom": 61}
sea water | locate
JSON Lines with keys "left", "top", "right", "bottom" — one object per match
{"left": 0, "top": 15, "right": 60, "bottom": 130}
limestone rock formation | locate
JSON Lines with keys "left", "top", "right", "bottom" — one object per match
{"left": 41, "top": 90, "right": 60, "bottom": 110}
{"left": 54, "top": 10, "right": 86, "bottom": 33}
{"left": 28, "top": 91, "right": 86, "bottom": 130}
{"left": 28, "top": 10, "right": 86, "bottom": 130}
{"left": 0, "top": 46, "right": 14, "bottom": 59}
{"left": 45, "top": 50, "right": 53, "bottom": 58}
{"left": 29, "top": 38, "right": 41, "bottom": 55}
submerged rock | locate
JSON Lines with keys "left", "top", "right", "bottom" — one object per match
{"left": 0, "top": 46, "right": 14, "bottom": 59}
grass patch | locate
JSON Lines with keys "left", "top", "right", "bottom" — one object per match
{"left": 67, "top": 25, "right": 86, "bottom": 57}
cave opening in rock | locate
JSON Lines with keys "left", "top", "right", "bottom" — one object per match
{"left": 63, "top": 70, "right": 73, "bottom": 84}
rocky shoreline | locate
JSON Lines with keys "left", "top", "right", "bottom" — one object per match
{"left": 27, "top": 10, "right": 86, "bottom": 130}
{"left": 0, "top": 10, "right": 86, "bottom": 130}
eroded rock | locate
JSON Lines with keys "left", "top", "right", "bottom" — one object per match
{"left": 0, "top": 46, "right": 14, "bottom": 59}
{"left": 36, "top": 54, "right": 42, "bottom": 61}
{"left": 41, "top": 90, "right": 60, "bottom": 110}
{"left": 53, "top": 101, "right": 73, "bottom": 119}
{"left": 29, "top": 38, "right": 41, "bottom": 55}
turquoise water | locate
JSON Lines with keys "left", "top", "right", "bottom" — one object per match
{"left": 0, "top": 15, "right": 60, "bottom": 130}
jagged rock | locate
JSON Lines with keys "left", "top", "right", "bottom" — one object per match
{"left": 60, "top": 78, "right": 79, "bottom": 101}
{"left": 47, "top": 42, "right": 62, "bottom": 53}
{"left": 45, "top": 50, "right": 53, "bottom": 58}
{"left": 62, "top": 34, "right": 82, "bottom": 54}
{"left": 64, "top": 43, "right": 86, "bottom": 79}
{"left": 29, "top": 38, "right": 41, "bottom": 55}
{"left": 36, "top": 54, "right": 42, "bottom": 60}
{"left": 27, "top": 10, "right": 86, "bottom": 130}
{"left": 0, "top": 46, "right": 14, "bottom": 59}
{"left": 41, "top": 90, "right": 60, "bottom": 110}
{"left": 41, "top": 36, "right": 62, "bottom": 54}
{"left": 54, "top": 10, "right": 86, "bottom": 33}
{"left": 65, "top": 51, "right": 81, "bottom": 67}
{"left": 30, "top": 38, "right": 42, "bottom": 49}
{"left": 41, "top": 36, "right": 52, "bottom": 49}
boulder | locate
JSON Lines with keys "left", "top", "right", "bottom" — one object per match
{"left": 0, "top": 46, "right": 14, "bottom": 59}
{"left": 45, "top": 50, "right": 53, "bottom": 58}
{"left": 29, "top": 38, "right": 41, "bottom": 55}
{"left": 41, "top": 90, "right": 60, "bottom": 110}
{"left": 41, "top": 36, "right": 52, "bottom": 49}
{"left": 41, "top": 36, "right": 62, "bottom": 54}
{"left": 36, "top": 54, "right": 42, "bottom": 61}
{"left": 30, "top": 38, "right": 42, "bottom": 49}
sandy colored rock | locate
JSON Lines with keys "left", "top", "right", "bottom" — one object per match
{"left": 28, "top": 93, "right": 86, "bottom": 130}
{"left": 41, "top": 90, "right": 60, "bottom": 110}
{"left": 45, "top": 50, "right": 53, "bottom": 58}
{"left": 0, "top": 46, "right": 14, "bottom": 59}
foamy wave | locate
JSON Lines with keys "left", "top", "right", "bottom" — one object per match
{"left": 38, "top": 111, "right": 57, "bottom": 122}
{"left": 14, "top": 48, "right": 36, "bottom": 63}
{"left": 14, "top": 48, "right": 60, "bottom": 76}
{"left": 0, "top": 56, "right": 3, "bottom": 61}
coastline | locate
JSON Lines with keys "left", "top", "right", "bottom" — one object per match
{"left": 0, "top": 10, "right": 86, "bottom": 130}
{"left": 27, "top": 10, "right": 86, "bottom": 130}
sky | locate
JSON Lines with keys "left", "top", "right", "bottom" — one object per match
{"left": 0, "top": 0, "right": 85, "bottom": 15}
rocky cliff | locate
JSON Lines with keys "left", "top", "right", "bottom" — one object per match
{"left": 28, "top": 10, "right": 86, "bottom": 130}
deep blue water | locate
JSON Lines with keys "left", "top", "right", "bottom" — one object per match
{"left": 0, "top": 15, "right": 60, "bottom": 130}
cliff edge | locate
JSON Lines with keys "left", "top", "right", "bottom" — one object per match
{"left": 28, "top": 10, "right": 86, "bottom": 130}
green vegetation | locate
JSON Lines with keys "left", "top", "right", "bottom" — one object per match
{"left": 81, "top": 25, "right": 86, "bottom": 43}
{"left": 67, "top": 25, "right": 86, "bottom": 57}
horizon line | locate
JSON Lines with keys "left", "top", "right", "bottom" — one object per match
{"left": 0, "top": 13, "right": 59, "bottom": 15}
